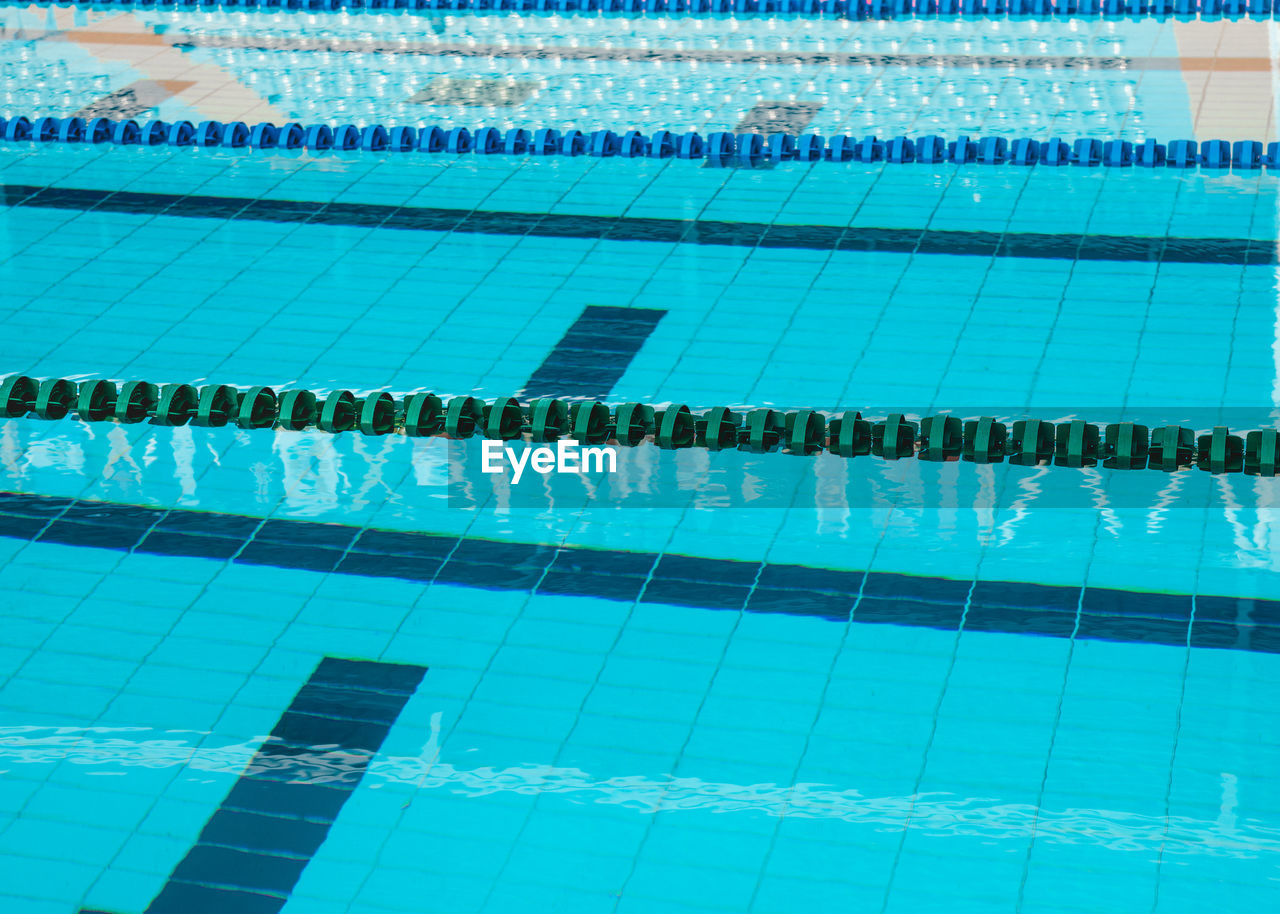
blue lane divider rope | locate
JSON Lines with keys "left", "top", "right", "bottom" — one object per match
{"left": 2, "top": 0, "right": 1278, "bottom": 20}
{"left": 2, "top": 115, "right": 1277, "bottom": 174}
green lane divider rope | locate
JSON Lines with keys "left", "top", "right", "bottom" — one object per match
{"left": 2, "top": 374, "right": 1278, "bottom": 476}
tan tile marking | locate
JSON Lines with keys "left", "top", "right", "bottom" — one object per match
{"left": 1178, "top": 56, "right": 1271, "bottom": 71}
{"left": 51, "top": 14, "right": 289, "bottom": 124}
{"left": 1174, "top": 20, "right": 1275, "bottom": 141}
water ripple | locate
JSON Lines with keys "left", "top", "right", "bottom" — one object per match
{"left": 2, "top": 725, "right": 1277, "bottom": 859}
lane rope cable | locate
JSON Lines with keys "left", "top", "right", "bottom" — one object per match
{"left": 2, "top": 374, "right": 1278, "bottom": 476}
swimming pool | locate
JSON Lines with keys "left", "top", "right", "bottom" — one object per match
{"left": 2, "top": 5, "right": 1279, "bottom": 914}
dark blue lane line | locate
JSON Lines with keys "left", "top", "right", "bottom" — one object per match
{"left": 1, "top": 184, "right": 1270, "bottom": 265}
{"left": 4, "top": 491, "right": 1278, "bottom": 654}
{"left": 520, "top": 305, "right": 665, "bottom": 402}
{"left": 79, "top": 657, "right": 427, "bottom": 914}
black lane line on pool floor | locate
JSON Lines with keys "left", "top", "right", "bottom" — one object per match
{"left": 1, "top": 184, "right": 1271, "bottom": 266}
{"left": 80, "top": 656, "right": 427, "bottom": 914}
{"left": 3, "top": 491, "right": 1278, "bottom": 656}
{"left": 520, "top": 305, "right": 666, "bottom": 402}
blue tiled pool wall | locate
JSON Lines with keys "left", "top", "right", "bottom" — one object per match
{"left": 0, "top": 8, "right": 1202, "bottom": 138}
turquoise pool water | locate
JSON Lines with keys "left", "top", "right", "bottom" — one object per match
{"left": 2, "top": 7, "right": 1280, "bottom": 914}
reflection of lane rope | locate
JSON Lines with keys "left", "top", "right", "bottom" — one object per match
{"left": 1, "top": 725, "right": 1277, "bottom": 859}
{"left": 3, "top": 373, "right": 1278, "bottom": 476}
{"left": 0, "top": 112, "right": 1275, "bottom": 174}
